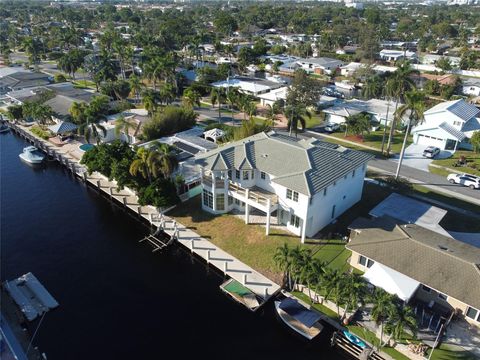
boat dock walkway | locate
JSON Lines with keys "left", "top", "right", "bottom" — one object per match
{"left": 7, "top": 122, "right": 281, "bottom": 303}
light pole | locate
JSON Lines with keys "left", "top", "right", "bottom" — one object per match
{"left": 395, "top": 115, "right": 412, "bottom": 179}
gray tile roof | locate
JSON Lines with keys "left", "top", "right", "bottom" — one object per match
{"left": 0, "top": 71, "right": 51, "bottom": 90}
{"left": 438, "top": 122, "right": 466, "bottom": 141}
{"left": 425, "top": 99, "right": 480, "bottom": 122}
{"left": 195, "top": 131, "right": 373, "bottom": 196}
{"left": 347, "top": 216, "right": 480, "bottom": 310}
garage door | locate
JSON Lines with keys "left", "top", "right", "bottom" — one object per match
{"left": 416, "top": 134, "right": 445, "bottom": 149}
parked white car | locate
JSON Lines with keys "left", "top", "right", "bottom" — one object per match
{"left": 447, "top": 173, "right": 480, "bottom": 190}
{"left": 423, "top": 146, "right": 440, "bottom": 158}
{"left": 324, "top": 122, "right": 340, "bottom": 133}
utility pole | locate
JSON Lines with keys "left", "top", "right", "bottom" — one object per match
{"left": 395, "top": 116, "right": 412, "bottom": 179}
{"left": 427, "top": 323, "right": 444, "bottom": 360}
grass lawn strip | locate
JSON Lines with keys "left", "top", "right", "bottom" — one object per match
{"left": 426, "top": 344, "right": 477, "bottom": 360}
{"left": 431, "top": 150, "right": 480, "bottom": 177}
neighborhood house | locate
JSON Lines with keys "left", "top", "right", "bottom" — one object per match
{"left": 195, "top": 131, "right": 373, "bottom": 242}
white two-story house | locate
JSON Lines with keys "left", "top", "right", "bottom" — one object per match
{"left": 195, "top": 131, "right": 373, "bottom": 242}
{"left": 411, "top": 99, "right": 480, "bottom": 151}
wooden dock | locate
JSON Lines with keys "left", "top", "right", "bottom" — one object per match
{"left": 331, "top": 331, "right": 388, "bottom": 360}
{"left": 7, "top": 121, "right": 281, "bottom": 305}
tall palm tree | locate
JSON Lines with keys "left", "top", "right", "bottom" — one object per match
{"left": 341, "top": 273, "right": 367, "bottom": 323}
{"left": 114, "top": 116, "right": 138, "bottom": 143}
{"left": 150, "top": 142, "right": 179, "bottom": 178}
{"left": 78, "top": 119, "right": 106, "bottom": 144}
{"left": 210, "top": 87, "right": 226, "bottom": 122}
{"left": 142, "top": 89, "right": 159, "bottom": 116}
{"left": 265, "top": 101, "right": 282, "bottom": 129}
{"left": 370, "top": 288, "right": 396, "bottom": 350}
{"left": 130, "top": 147, "right": 156, "bottom": 183}
{"left": 182, "top": 87, "right": 201, "bottom": 109}
{"left": 129, "top": 75, "right": 144, "bottom": 103}
{"left": 385, "top": 304, "right": 418, "bottom": 344}
{"left": 394, "top": 90, "right": 426, "bottom": 179}
{"left": 273, "top": 243, "right": 292, "bottom": 288}
{"left": 385, "top": 61, "right": 417, "bottom": 157}
{"left": 158, "top": 83, "right": 176, "bottom": 106}
{"left": 361, "top": 75, "right": 383, "bottom": 100}
{"left": 285, "top": 105, "right": 311, "bottom": 138}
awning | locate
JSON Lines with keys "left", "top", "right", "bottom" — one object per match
{"left": 48, "top": 121, "right": 78, "bottom": 134}
{"left": 279, "top": 298, "right": 321, "bottom": 328}
{"left": 363, "top": 263, "right": 420, "bottom": 302}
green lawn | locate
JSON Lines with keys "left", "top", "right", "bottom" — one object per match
{"left": 426, "top": 344, "right": 477, "bottom": 360}
{"left": 291, "top": 291, "right": 340, "bottom": 320}
{"left": 321, "top": 137, "right": 385, "bottom": 157}
{"left": 330, "top": 130, "right": 412, "bottom": 155}
{"left": 311, "top": 240, "right": 352, "bottom": 273}
{"left": 431, "top": 150, "right": 480, "bottom": 177}
{"left": 305, "top": 113, "right": 324, "bottom": 129}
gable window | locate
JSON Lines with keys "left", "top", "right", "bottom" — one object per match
{"left": 243, "top": 171, "right": 249, "bottom": 180}
{"left": 290, "top": 214, "right": 300, "bottom": 228}
{"left": 293, "top": 192, "right": 299, "bottom": 202}
{"left": 466, "top": 307, "right": 479, "bottom": 321}
{"left": 286, "top": 189, "right": 292, "bottom": 199}
{"left": 438, "top": 293, "right": 448, "bottom": 301}
{"left": 235, "top": 170, "right": 240, "bottom": 179}
{"left": 367, "top": 259, "right": 374, "bottom": 268}
{"left": 261, "top": 171, "right": 266, "bottom": 180}
{"left": 358, "top": 255, "right": 367, "bottom": 266}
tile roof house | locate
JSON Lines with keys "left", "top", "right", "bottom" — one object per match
{"left": 195, "top": 131, "right": 373, "bottom": 241}
{"left": 347, "top": 216, "right": 480, "bottom": 328}
{"left": 411, "top": 99, "right": 480, "bottom": 150}
{"left": 0, "top": 71, "right": 51, "bottom": 95}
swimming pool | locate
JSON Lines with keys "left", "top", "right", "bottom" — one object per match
{"left": 79, "top": 144, "right": 94, "bottom": 152}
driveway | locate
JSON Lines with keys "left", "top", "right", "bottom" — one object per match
{"left": 392, "top": 144, "right": 453, "bottom": 172}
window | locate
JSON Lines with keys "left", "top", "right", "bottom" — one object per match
{"left": 235, "top": 170, "right": 240, "bottom": 179}
{"left": 422, "top": 285, "right": 432, "bottom": 293}
{"left": 438, "top": 293, "right": 448, "bottom": 301}
{"left": 352, "top": 170, "right": 356, "bottom": 177}
{"left": 203, "top": 190, "right": 213, "bottom": 209}
{"left": 466, "top": 307, "right": 479, "bottom": 321}
{"left": 358, "top": 255, "right": 367, "bottom": 266}
{"left": 228, "top": 196, "right": 233, "bottom": 205}
{"left": 290, "top": 214, "right": 300, "bottom": 228}
{"left": 261, "top": 171, "right": 266, "bottom": 180}
{"left": 286, "top": 189, "right": 293, "bottom": 199}
{"left": 216, "top": 194, "right": 225, "bottom": 211}
{"left": 293, "top": 192, "right": 299, "bottom": 202}
{"left": 251, "top": 171, "right": 255, "bottom": 179}
{"left": 323, "top": 188, "right": 327, "bottom": 196}
{"left": 367, "top": 259, "right": 374, "bottom": 268}
{"left": 234, "top": 198, "right": 240, "bottom": 205}
{"left": 331, "top": 205, "right": 336, "bottom": 219}
{"left": 243, "top": 171, "right": 249, "bottom": 180}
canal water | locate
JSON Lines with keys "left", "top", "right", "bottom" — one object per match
{"left": 1, "top": 132, "right": 349, "bottom": 360}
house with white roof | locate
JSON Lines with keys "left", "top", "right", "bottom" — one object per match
{"left": 340, "top": 62, "right": 397, "bottom": 77}
{"left": 195, "top": 131, "right": 373, "bottom": 242}
{"left": 379, "top": 49, "right": 417, "bottom": 62}
{"left": 411, "top": 99, "right": 480, "bottom": 150}
{"left": 257, "top": 86, "right": 288, "bottom": 107}
{"left": 211, "top": 76, "right": 283, "bottom": 97}
{"left": 296, "top": 57, "right": 344, "bottom": 75}
{"left": 462, "top": 78, "right": 480, "bottom": 97}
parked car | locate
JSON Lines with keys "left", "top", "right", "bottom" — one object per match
{"left": 423, "top": 146, "right": 440, "bottom": 158}
{"left": 324, "top": 122, "right": 340, "bottom": 133}
{"left": 447, "top": 173, "right": 480, "bottom": 190}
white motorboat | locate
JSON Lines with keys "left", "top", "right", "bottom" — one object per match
{"left": 334, "top": 81, "right": 356, "bottom": 90}
{"left": 19, "top": 146, "right": 45, "bottom": 164}
{"left": 275, "top": 297, "right": 324, "bottom": 340}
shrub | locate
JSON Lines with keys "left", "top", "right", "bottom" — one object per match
{"left": 31, "top": 125, "right": 52, "bottom": 140}
{"left": 142, "top": 106, "right": 197, "bottom": 141}
{"left": 137, "top": 179, "right": 179, "bottom": 208}
{"left": 54, "top": 74, "right": 67, "bottom": 83}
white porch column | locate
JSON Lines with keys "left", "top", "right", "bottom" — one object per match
{"left": 211, "top": 171, "right": 216, "bottom": 211}
{"left": 265, "top": 199, "right": 271, "bottom": 235}
{"left": 245, "top": 188, "right": 250, "bottom": 224}
{"left": 224, "top": 171, "right": 229, "bottom": 191}
{"left": 301, "top": 217, "right": 307, "bottom": 244}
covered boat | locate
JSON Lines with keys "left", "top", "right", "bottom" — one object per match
{"left": 220, "top": 278, "right": 260, "bottom": 311}
{"left": 275, "top": 297, "right": 324, "bottom": 340}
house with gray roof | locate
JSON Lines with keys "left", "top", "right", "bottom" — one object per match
{"left": 195, "top": 131, "right": 373, "bottom": 241}
{"left": 0, "top": 71, "right": 51, "bottom": 95}
{"left": 411, "top": 99, "right": 480, "bottom": 150}
{"left": 296, "top": 57, "right": 344, "bottom": 75}
{"left": 347, "top": 216, "right": 480, "bottom": 328}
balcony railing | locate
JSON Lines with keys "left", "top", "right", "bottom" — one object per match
{"left": 202, "top": 176, "right": 225, "bottom": 189}
{"left": 229, "top": 182, "right": 278, "bottom": 208}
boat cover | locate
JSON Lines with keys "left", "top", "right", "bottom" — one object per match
{"left": 279, "top": 298, "right": 321, "bottom": 328}
{"left": 223, "top": 279, "right": 252, "bottom": 297}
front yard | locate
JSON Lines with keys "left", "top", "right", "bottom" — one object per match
{"left": 431, "top": 150, "right": 480, "bottom": 177}
{"left": 329, "top": 130, "right": 412, "bottom": 155}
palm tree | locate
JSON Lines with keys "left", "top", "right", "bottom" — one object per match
{"left": 22, "top": 102, "right": 52, "bottom": 125}
{"left": 394, "top": 90, "right": 426, "bottom": 179}
{"left": 285, "top": 105, "right": 311, "bottom": 138}
{"left": 210, "top": 87, "right": 226, "bottom": 122}
{"left": 182, "top": 87, "right": 201, "bottom": 109}
{"left": 265, "top": 101, "right": 282, "bottom": 129}
{"left": 385, "top": 304, "right": 418, "bottom": 344}
{"left": 69, "top": 101, "right": 87, "bottom": 124}
{"left": 361, "top": 75, "right": 383, "bottom": 100}
{"left": 78, "top": 120, "right": 106, "bottom": 144}
{"left": 385, "top": 62, "right": 417, "bottom": 156}
{"left": 6, "top": 104, "right": 24, "bottom": 122}
{"left": 114, "top": 115, "right": 138, "bottom": 143}
{"left": 273, "top": 243, "right": 292, "bottom": 288}
{"left": 130, "top": 147, "right": 156, "bottom": 183}
{"left": 158, "top": 83, "right": 175, "bottom": 106}
{"left": 129, "top": 75, "right": 144, "bottom": 103}
{"left": 320, "top": 267, "right": 344, "bottom": 315}
{"left": 150, "top": 142, "right": 179, "bottom": 178}
{"left": 341, "top": 273, "right": 367, "bottom": 323}
{"left": 142, "top": 89, "right": 159, "bottom": 116}
{"left": 370, "top": 288, "right": 396, "bottom": 350}
{"left": 344, "top": 112, "right": 371, "bottom": 137}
